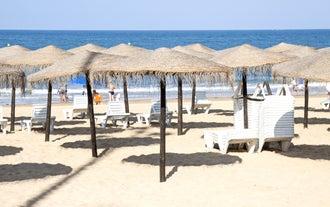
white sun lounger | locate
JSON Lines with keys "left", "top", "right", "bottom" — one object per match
{"left": 181, "top": 91, "right": 212, "bottom": 114}
{"left": 204, "top": 84, "right": 294, "bottom": 154}
{"left": 320, "top": 100, "right": 330, "bottom": 110}
{"left": 204, "top": 84, "right": 263, "bottom": 154}
{"left": 63, "top": 95, "right": 88, "bottom": 120}
{"left": 95, "top": 101, "right": 130, "bottom": 128}
{"left": 0, "top": 106, "right": 8, "bottom": 135}
{"left": 136, "top": 100, "right": 173, "bottom": 126}
{"left": 21, "top": 104, "right": 56, "bottom": 132}
{"left": 257, "top": 95, "right": 294, "bottom": 152}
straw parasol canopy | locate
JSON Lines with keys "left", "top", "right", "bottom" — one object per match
{"left": 94, "top": 47, "right": 231, "bottom": 78}
{"left": 273, "top": 49, "right": 330, "bottom": 129}
{"left": 92, "top": 47, "right": 232, "bottom": 182}
{"left": 67, "top": 43, "right": 106, "bottom": 54}
{"left": 1, "top": 45, "right": 73, "bottom": 69}
{"left": 28, "top": 50, "right": 126, "bottom": 156}
{"left": 0, "top": 67, "right": 26, "bottom": 132}
{"left": 183, "top": 43, "right": 215, "bottom": 54}
{"left": 212, "top": 44, "right": 293, "bottom": 69}
{"left": 172, "top": 46, "right": 214, "bottom": 59}
{"left": 0, "top": 45, "right": 30, "bottom": 132}
{"left": 1, "top": 45, "right": 72, "bottom": 133}
{"left": 273, "top": 49, "right": 330, "bottom": 82}
{"left": 0, "top": 45, "right": 30, "bottom": 58}
{"left": 282, "top": 47, "right": 317, "bottom": 58}
{"left": 101, "top": 43, "right": 152, "bottom": 113}
{"left": 28, "top": 50, "right": 125, "bottom": 84}
{"left": 265, "top": 42, "right": 316, "bottom": 53}
{"left": 171, "top": 45, "right": 215, "bottom": 117}
{"left": 102, "top": 43, "right": 151, "bottom": 57}
{"left": 0, "top": 67, "right": 25, "bottom": 90}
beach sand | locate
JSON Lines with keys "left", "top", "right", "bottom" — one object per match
{"left": 0, "top": 95, "right": 329, "bottom": 207}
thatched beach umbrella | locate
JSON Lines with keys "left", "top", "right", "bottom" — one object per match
{"left": 172, "top": 45, "right": 214, "bottom": 115}
{"left": 28, "top": 51, "right": 125, "bottom": 157}
{"left": 67, "top": 43, "right": 106, "bottom": 54}
{"left": 265, "top": 42, "right": 316, "bottom": 53}
{"left": 102, "top": 43, "right": 151, "bottom": 57}
{"left": 282, "top": 47, "right": 317, "bottom": 58}
{"left": 0, "top": 45, "right": 72, "bottom": 132}
{"left": 282, "top": 47, "right": 317, "bottom": 127}
{"left": 172, "top": 46, "right": 214, "bottom": 60}
{"left": 102, "top": 43, "right": 152, "bottom": 113}
{"left": 2, "top": 45, "right": 72, "bottom": 69}
{"left": 0, "top": 68, "right": 25, "bottom": 88}
{"left": 273, "top": 49, "right": 330, "bottom": 128}
{"left": 0, "top": 45, "right": 30, "bottom": 61}
{"left": 0, "top": 67, "right": 25, "bottom": 132}
{"left": 0, "top": 45, "right": 30, "bottom": 131}
{"left": 92, "top": 47, "right": 232, "bottom": 182}
{"left": 211, "top": 44, "right": 293, "bottom": 128}
{"left": 268, "top": 42, "right": 318, "bottom": 115}
{"left": 183, "top": 43, "right": 215, "bottom": 54}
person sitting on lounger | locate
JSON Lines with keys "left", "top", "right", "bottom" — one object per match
{"left": 93, "top": 90, "right": 102, "bottom": 104}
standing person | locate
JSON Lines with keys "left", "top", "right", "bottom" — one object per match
{"left": 57, "top": 86, "right": 64, "bottom": 102}
{"left": 63, "top": 84, "right": 69, "bottom": 102}
{"left": 82, "top": 84, "right": 87, "bottom": 96}
{"left": 289, "top": 77, "right": 297, "bottom": 95}
{"left": 108, "top": 80, "right": 116, "bottom": 101}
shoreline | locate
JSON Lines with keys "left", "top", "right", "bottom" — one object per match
{"left": 1, "top": 82, "right": 328, "bottom": 106}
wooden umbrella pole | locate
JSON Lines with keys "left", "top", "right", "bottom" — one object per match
{"left": 177, "top": 76, "right": 183, "bottom": 136}
{"left": 160, "top": 75, "right": 166, "bottom": 182}
{"left": 10, "top": 79, "right": 16, "bottom": 132}
{"left": 304, "top": 79, "right": 309, "bottom": 129}
{"left": 191, "top": 77, "right": 196, "bottom": 114}
{"left": 242, "top": 70, "right": 248, "bottom": 129}
{"left": 85, "top": 71, "right": 98, "bottom": 157}
{"left": 123, "top": 75, "right": 129, "bottom": 113}
{"left": 45, "top": 80, "right": 52, "bottom": 142}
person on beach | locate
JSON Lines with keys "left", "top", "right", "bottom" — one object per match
{"left": 108, "top": 80, "right": 116, "bottom": 101}
{"left": 82, "top": 84, "right": 87, "bottom": 96}
{"left": 289, "top": 77, "right": 297, "bottom": 95}
{"left": 58, "top": 84, "right": 69, "bottom": 102}
{"left": 93, "top": 89, "right": 102, "bottom": 104}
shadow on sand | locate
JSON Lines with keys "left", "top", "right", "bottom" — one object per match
{"left": 61, "top": 137, "right": 159, "bottom": 149}
{"left": 0, "top": 146, "right": 23, "bottom": 156}
{"left": 278, "top": 144, "right": 330, "bottom": 160}
{"left": 0, "top": 163, "right": 72, "bottom": 182}
{"left": 122, "top": 152, "right": 242, "bottom": 179}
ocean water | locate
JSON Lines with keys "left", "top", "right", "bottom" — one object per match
{"left": 1, "top": 30, "right": 330, "bottom": 105}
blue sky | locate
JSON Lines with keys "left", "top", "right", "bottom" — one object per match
{"left": 1, "top": 0, "right": 330, "bottom": 30}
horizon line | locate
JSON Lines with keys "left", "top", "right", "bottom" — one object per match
{"left": 1, "top": 28, "right": 330, "bottom": 31}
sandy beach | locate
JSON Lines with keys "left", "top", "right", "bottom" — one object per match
{"left": 1, "top": 95, "right": 329, "bottom": 207}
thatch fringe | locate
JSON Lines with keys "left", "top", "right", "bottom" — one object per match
{"left": 92, "top": 70, "right": 233, "bottom": 88}
{"left": 28, "top": 71, "right": 86, "bottom": 88}
{"left": 0, "top": 67, "right": 26, "bottom": 94}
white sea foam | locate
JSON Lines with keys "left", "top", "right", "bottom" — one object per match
{"left": 0, "top": 81, "right": 328, "bottom": 105}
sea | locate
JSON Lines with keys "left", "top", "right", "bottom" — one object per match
{"left": 1, "top": 29, "right": 330, "bottom": 105}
